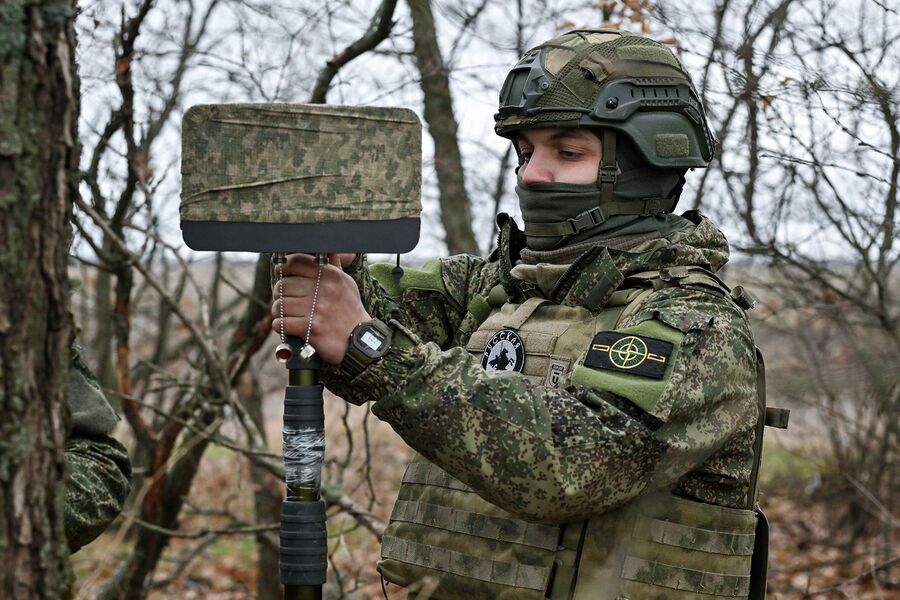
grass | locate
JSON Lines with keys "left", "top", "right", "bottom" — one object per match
{"left": 760, "top": 440, "right": 822, "bottom": 488}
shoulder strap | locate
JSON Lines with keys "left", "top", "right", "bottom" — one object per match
{"left": 624, "top": 266, "right": 759, "bottom": 310}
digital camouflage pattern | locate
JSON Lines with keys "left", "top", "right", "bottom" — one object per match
{"left": 495, "top": 29, "right": 716, "bottom": 168}
{"left": 65, "top": 358, "right": 131, "bottom": 552}
{"left": 323, "top": 210, "right": 757, "bottom": 522}
{"left": 180, "top": 104, "right": 421, "bottom": 224}
{"left": 65, "top": 434, "right": 132, "bottom": 552}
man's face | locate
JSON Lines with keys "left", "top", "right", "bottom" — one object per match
{"left": 516, "top": 127, "right": 602, "bottom": 185}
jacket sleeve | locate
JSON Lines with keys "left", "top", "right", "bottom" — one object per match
{"left": 65, "top": 361, "right": 132, "bottom": 552}
{"left": 323, "top": 269, "right": 757, "bottom": 524}
{"left": 65, "top": 433, "right": 132, "bottom": 552}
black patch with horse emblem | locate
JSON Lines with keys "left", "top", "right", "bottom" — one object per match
{"left": 482, "top": 329, "right": 525, "bottom": 373}
{"left": 585, "top": 332, "right": 673, "bottom": 379}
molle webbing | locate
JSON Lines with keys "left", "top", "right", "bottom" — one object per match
{"left": 394, "top": 463, "right": 559, "bottom": 551}
{"left": 620, "top": 556, "right": 750, "bottom": 598}
{"left": 384, "top": 459, "right": 760, "bottom": 600}
{"left": 633, "top": 515, "right": 755, "bottom": 556}
{"left": 388, "top": 502, "right": 557, "bottom": 552}
{"left": 464, "top": 296, "right": 619, "bottom": 386}
{"left": 379, "top": 458, "right": 560, "bottom": 598}
{"left": 381, "top": 536, "right": 550, "bottom": 592}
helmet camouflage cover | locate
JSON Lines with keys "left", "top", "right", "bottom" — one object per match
{"left": 495, "top": 29, "right": 716, "bottom": 168}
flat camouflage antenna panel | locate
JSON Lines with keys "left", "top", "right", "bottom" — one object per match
{"left": 180, "top": 103, "right": 421, "bottom": 253}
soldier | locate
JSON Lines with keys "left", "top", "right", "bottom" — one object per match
{"left": 65, "top": 351, "right": 131, "bottom": 552}
{"left": 274, "top": 29, "right": 770, "bottom": 599}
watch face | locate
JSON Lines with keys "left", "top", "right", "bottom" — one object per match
{"left": 360, "top": 330, "right": 384, "bottom": 352}
{"left": 356, "top": 325, "right": 388, "bottom": 358}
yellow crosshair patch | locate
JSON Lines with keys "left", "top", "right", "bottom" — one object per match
{"left": 585, "top": 332, "right": 674, "bottom": 379}
{"left": 605, "top": 336, "right": 667, "bottom": 369}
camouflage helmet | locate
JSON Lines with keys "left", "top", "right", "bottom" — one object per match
{"left": 494, "top": 29, "right": 716, "bottom": 169}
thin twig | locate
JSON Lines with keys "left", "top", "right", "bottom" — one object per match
{"left": 73, "top": 194, "right": 230, "bottom": 401}
{"left": 803, "top": 555, "right": 900, "bottom": 597}
{"left": 130, "top": 516, "right": 279, "bottom": 539}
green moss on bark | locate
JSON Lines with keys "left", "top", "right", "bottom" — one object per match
{"left": 0, "top": 0, "right": 77, "bottom": 596}
{"left": 0, "top": 3, "right": 28, "bottom": 58}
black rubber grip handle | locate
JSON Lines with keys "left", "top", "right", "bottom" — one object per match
{"left": 280, "top": 500, "right": 327, "bottom": 585}
{"left": 284, "top": 385, "right": 325, "bottom": 428}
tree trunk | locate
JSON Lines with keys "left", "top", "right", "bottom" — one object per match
{"left": 408, "top": 0, "right": 480, "bottom": 255}
{"left": 0, "top": 0, "right": 79, "bottom": 597}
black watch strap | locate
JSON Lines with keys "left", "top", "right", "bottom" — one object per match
{"left": 342, "top": 318, "right": 392, "bottom": 378}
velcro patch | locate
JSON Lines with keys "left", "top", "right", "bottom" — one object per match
{"left": 584, "top": 332, "right": 674, "bottom": 379}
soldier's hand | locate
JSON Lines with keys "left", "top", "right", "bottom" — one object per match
{"left": 272, "top": 253, "right": 370, "bottom": 364}
{"left": 334, "top": 253, "right": 356, "bottom": 269}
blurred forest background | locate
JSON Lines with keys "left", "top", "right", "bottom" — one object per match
{"left": 2, "top": 0, "right": 898, "bottom": 598}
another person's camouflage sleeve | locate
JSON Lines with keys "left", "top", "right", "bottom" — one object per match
{"left": 65, "top": 434, "right": 132, "bottom": 551}
{"left": 323, "top": 256, "right": 757, "bottom": 524}
{"left": 65, "top": 359, "right": 132, "bottom": 552}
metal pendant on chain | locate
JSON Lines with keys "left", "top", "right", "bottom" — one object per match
{"left": 275, "top": 342, "right": 293, "bottom": 363}
{"left": 273, "top": 254, "right": 292, "bottom": 362}
{"left": 273, "top": 253, "right": 325, "bottom": 363}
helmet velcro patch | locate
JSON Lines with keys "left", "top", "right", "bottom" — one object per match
{"left": 655, "top": 134, "right": 690, "bottom": 158}
{"left": 614, "top": 44, "right": 684, "bottom": 70}
{"left": 543, "top": 44, "right": 580, "bottom": 75}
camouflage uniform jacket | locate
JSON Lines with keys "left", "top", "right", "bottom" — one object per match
{"left": 66, "top": 356, "right": 132, "bottom": 552}
{"left": 321, "top": 210, "right": 758, "bottom": 522}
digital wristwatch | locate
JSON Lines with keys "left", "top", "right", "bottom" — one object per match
{"left": 341, "top": 318, "right": 393, "bottom": 377}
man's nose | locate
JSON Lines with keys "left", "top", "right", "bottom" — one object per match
{"left": 521, "top": 154, "right": 553, "bottom": 184}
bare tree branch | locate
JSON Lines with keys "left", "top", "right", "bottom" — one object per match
{"left": 309, "top": 0, "right": 399, "bottom": 103}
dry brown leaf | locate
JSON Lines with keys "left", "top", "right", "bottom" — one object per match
{"left": 115, "top": 57, "right": 131, "bottom": 76}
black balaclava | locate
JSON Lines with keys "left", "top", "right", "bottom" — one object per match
{"left": 516, "top": 133, "right": 688, "bottom": 251}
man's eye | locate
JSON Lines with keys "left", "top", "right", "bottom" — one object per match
{"left": 520, "top": 151, "right": 532, "bottom": 163}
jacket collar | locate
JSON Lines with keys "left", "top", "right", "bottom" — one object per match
{"left": 494, "top": 210, "right": 730, "bottom": 309}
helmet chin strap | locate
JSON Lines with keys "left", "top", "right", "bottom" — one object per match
{"left": 598, "top": 129, "right": 618, "bottom": 204}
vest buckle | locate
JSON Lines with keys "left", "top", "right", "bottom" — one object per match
{"left": 567, "top": 206, "right": 607, "bottom": 234}
{"left": 642, "top": 198, "right": 662, "bottom": 215}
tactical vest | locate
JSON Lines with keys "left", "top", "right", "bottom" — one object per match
{"left": 378, "top": 268, "right": 788, "bottom": 600}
